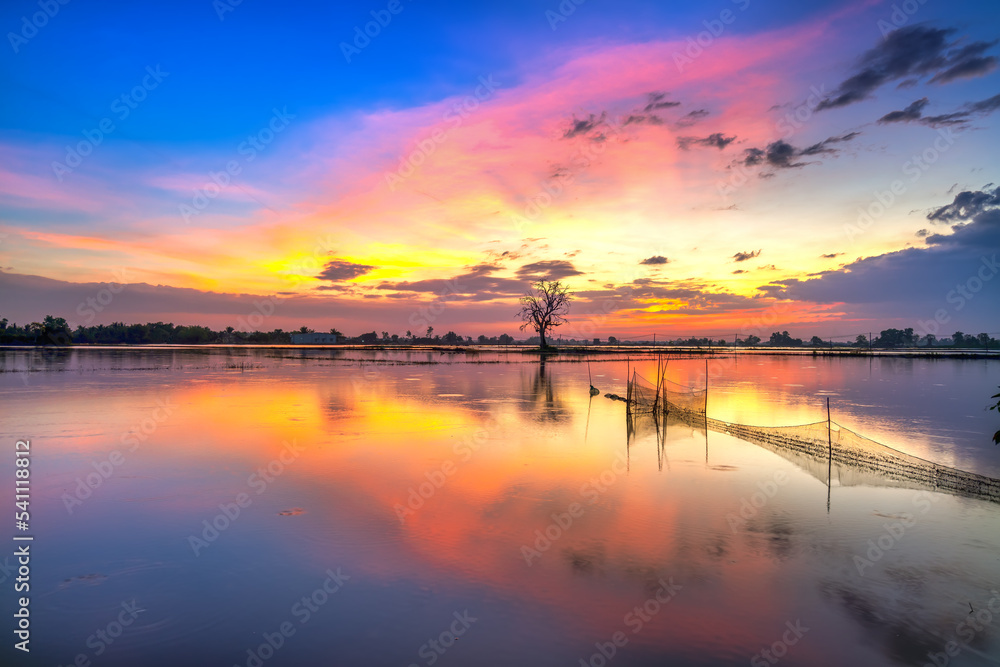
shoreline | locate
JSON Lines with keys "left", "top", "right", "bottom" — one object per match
{"left": 2, "top": 344, "right": 997, "bottom": 360}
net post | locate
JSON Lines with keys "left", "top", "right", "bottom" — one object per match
{"left": 704, "top": 358, "right": 709, "bottom": 415}
{"left": 827, "top": 396, "right": 833, "bottom": 510}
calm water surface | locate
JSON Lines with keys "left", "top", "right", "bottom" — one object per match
{"left": 1, "top": 348, "right": 998, "bottom": 666}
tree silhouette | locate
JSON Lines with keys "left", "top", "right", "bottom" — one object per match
{"left": 517, "top": 280, "right": 571, "bottom": 349}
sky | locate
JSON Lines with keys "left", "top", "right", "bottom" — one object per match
{"left": 1, "top": 0, "right": 998, "bottom": 341}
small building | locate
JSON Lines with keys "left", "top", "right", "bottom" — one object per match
{"left": 290, "top": 333, "right": 338, "bottom": 345}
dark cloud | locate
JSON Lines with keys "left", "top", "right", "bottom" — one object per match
{"left": 743, "top": 147, "right": 766, "bottom": 166}
{"left": 623, "top": 114, "right": 664, "bottom": 126}
{"left": 927, "top": 185, "right": 1000, "bottom": 222}
{"left": 377, "top": 264, "right": 526, "bottom": 301}
{"left": 639, "top": 255, "right": 670, "bottom": 265}
{"left": 733, "top": 249, "right": 761, "bottom": 262}
{"left": 741, "top": 133, "right": 859, "bottom": 170}
{"left": 732, "top": 269, "right": 747, "bottom": 274}
{"left": 571, "top": 278, "right": 768, "bottom": 316}
{"left": 920, "top": 111, "right": 971, "bottom": 128}
{"left": 745, "top": 141, "right": 803, "bottom": 169}
{"left": 676, "top": 109, "right": 709, "bottom": 127}
{"left": 799, "top": 132, "right": 861, "bottom": 156}
{"left": 915, "top": 229, "right": 929, "bottom": 237}
{"left": 515, "top": 260, "right": 583, "bottom": 280}
{"left": 969, "top": 93, "right": 1000, "bottom": 114}
{"left": 643, "top": 92, "right": 681, "bottom": 112}
{"left": 816, "top": 27, "right": 997, "bottom": 111}
{"left": 928, "top": 40, "right": 998, "bottom": 83}
{"left": 564, "top": 112, "right": 606, "bottom": 139}
{"left": 677, "top": 133, "right": 736, "bottom": 150}
{"left": 317, "top": 259, "right": 375, "bottom": 281}
{"left": 878, "top": 98, "right": 930, "bottom": 124}
{"left": 821, "top": 253, "right": 843, "bottom": 259}
{"left": 876, "top": 93, "right": 1000, "bottom": 129}
{"left": 768, "top": 190, "right": 998, "bottom": 331}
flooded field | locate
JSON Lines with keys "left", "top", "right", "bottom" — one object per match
{"left": 1, "top": 347, "right": 998, "bottom": 666}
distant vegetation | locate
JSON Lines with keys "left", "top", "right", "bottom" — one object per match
{"left": 0, "top": 316, "right": 995, "bottom": 351}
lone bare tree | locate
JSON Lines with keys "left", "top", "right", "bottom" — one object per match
{"left": 517, "top": 280, "right": 571, "bottom": 349}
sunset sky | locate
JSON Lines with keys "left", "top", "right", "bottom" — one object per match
{"left": 1, "top": 0, "right": 998, "bottom": 339}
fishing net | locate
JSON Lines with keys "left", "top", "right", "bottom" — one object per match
{"left": 625, "top": 369, "right": 1000, "bottom": 504}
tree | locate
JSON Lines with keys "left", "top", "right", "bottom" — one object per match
{"left": 330, "top": 328, "right": 343, "bottom": 337}
{"left": 855, "top": 334, "right": 869, "bottom": 348}
{"left": 42, "top": 315, "right": 72, "bottom": 345}
{"left": 743, "top": 334, "right": 761, "bottom": 346}
{"left": 517, "top": 280, "right": 571, "bottom": 349}
{"left": 874, "top": 328, "right": 915, "bottom": 348}
{"left": 953, "top": 331, "right": 965, "bottom": 347}
{"left": 426, "top": 326, "right": 433, "bottom": 338}
{"left": 810, "top": 335, "right": 825, "bottom": 347}
{"left": 769, "top": 331, "right": 802, "bottom": 346}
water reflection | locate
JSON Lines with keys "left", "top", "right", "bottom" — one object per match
{"left": 0, "top": 348, "right": 998, "bottom": 666}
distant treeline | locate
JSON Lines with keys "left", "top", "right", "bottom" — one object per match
{"left": 0, "top": 317, "right": 996, "bottom": 350}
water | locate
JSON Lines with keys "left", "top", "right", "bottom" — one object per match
{"left": 1, "top": 347, "right": 998, "bottom": 666}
